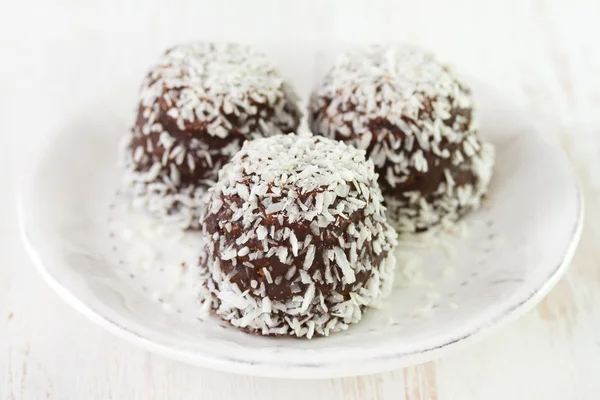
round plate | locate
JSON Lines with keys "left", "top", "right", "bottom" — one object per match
{"left": 19, "top": 77, "right": 582, "bottom": 379}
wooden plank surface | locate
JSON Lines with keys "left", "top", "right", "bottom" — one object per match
{"left": 2, "top": 0, "right": 600, "bottom": 398}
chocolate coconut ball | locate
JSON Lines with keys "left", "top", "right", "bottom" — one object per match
{"left": 122, "top": 43, "right": 301, "bottom": 229}
{"left": 309, "top": 45, "right": 495, "bottom": 232}
{"left": 198, "top": 134, "right": 398, "bottom": 338}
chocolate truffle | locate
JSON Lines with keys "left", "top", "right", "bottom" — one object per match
{"left": 122, "top": 43, "right": 301, "bottom": 229}
{"left": 198, "top": 134, "right": 398, "bottom": 338}
{"left": 309, "top": 45, "right": 494, "bottom": 232}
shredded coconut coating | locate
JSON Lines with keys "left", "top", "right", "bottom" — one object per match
{"left": 309, "top": 45, "right": 494, "bottom": 232}
{"left": 122, "top": 42, "right": 301, "bottom": 229}
{"left": 198, "top": 134, "right": 398, "bottom": 338}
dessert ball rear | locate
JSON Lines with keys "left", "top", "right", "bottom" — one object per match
{"left": 309, "top": 45, "right": 494, "bottom": 232}
{"left": 123, "top": 43, "right": 301, "bottom": 229}
{"left": 199, "top": 134, "right": 398, "bottom": 338}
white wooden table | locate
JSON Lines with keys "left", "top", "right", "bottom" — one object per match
{"left": 2, "top": 0, "right": 600, "bottom": 398}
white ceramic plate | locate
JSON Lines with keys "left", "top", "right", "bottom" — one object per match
{"left": 19, "top": 72, "right": 582, "bottom": 379}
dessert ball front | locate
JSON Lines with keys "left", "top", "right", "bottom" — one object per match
{"left": 199, "top": 134, "right": 398, "bottom": 338}
{"left": 122, "top": 42, "right": 301, "bottom": 229}
{"left": 309, "top": 45, "right": 494, "bottom": 232}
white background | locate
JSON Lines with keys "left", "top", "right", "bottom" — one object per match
{"left": 2, "top": 0, "right": 600, "bottom": 398}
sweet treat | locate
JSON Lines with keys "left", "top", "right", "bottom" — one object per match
{"left": 309, "top": 45, "right": 495, "bottom": 232}
{"left": 198, "top": 134, "right": 398, "bottom": 338}
{"left": 122, "top": 43, "right": 301, "bottom": 229}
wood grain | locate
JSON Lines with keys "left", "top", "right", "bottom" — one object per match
{"left": 404, "top": 363, "right": 438, "bottom": 400}
{"left": 2, "top": 0, "right": 600, "bottom": 398}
